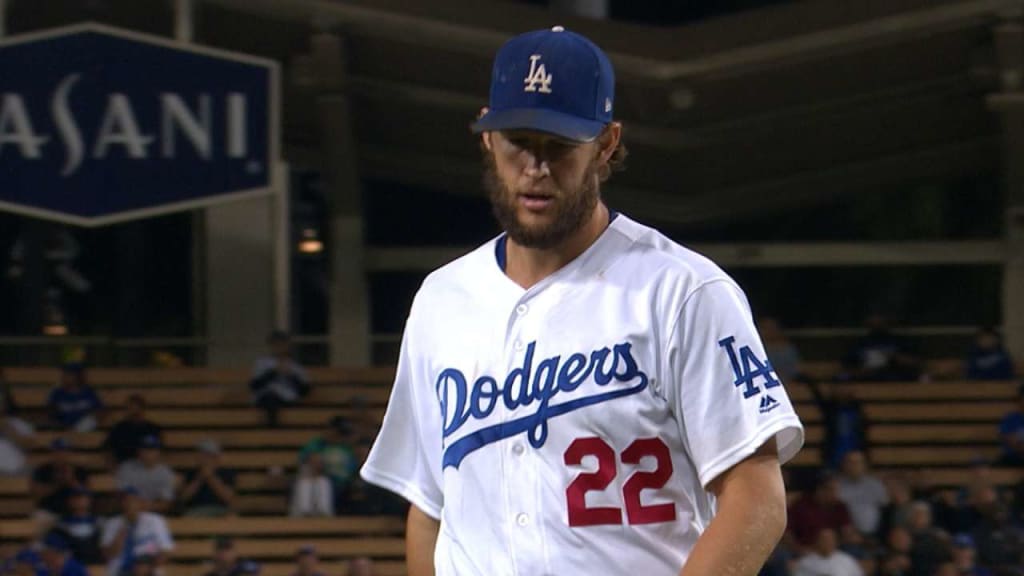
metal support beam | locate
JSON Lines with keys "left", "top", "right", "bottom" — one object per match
{"left": 203, "top": 0, "right": 1021, "bottom": 81}
{"left": 273, "top": 162, "right": 291, "bottom": 332}
{"left": 313, "top": 32, "right": 371, "bottom": 366}
{"left": 987, "top": 13, "right": 1024, "bottom": 362}
{"left": 365, "top": 241, "right": 1005, "bottom": 272}
{"left": 175, "top": 0, "right": 194, "bottom": 42}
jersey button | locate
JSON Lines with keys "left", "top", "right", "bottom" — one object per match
{"left": 516, "top": 513, "right": 530, "bottom": 526}
{"left": 515, "top": 304, "right": 528, "bottom": 315}
{"left": 514, "top": 340, "right": 524, "bottom": 351}
{"left": 512, "top": 443, "right": 525, "bottom": 455}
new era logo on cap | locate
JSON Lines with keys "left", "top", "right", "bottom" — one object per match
{"left": 472, "top": 26, "right": 615, "bottom": 142}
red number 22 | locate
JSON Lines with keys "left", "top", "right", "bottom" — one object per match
{"left": 564, "top": 437, "right": 676, "bottom": 527}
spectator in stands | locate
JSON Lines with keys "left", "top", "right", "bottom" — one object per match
{"left": 759, "top": 317, "right": 803, "bottom": 384}
{"left": 879, "top": 474, "right": 918, "bottom": 538}
{"left": 943, "top": 482, "right": 1001, "bottom": 535}
{"left": 996, "top": 384, "right": 1024, "bottom": 467}
{"left": 842, "top": 314, "right": 920, "bottom": 382}
{"left": 883, "top": 526, "right": 914, "bottom": 573}
{"left": 250, "top": 330, "right": 310, "bottom": 428}
{"left": 289, "top": 452, "right": 334, "bottom": 518}
{"left": 47, "top": 363, "right": 103, "bottom": 432}
{"left": 345, "top": 557, "right": 375, "bottom": 576}
{"left": 787, "top": 471, "right": 856, "bottom": 552}
{"left": 178, "top": 438, "right": 236, "bottom": 517}
{"left": 103, "top": 395, "right": 162, "bottom": 465}
{"left": 55, "top": 488, "right": 103, "bottom": 565}
{"left": 0, "top": 374, "right": 36, "bottom": 476}
{"left": 291, "top": 546, "right": 325, "bottom": 576}
{"left": 101, "top": 487, "right": 174, "bottom": 576}
{"left": 39, "top": 532, "right": 87, "bottom": 576}
{"left": 793, "top": 527, "right": 863, "bottom": 576}
{"left": 299, "top": 416, "right": 359, "bottom": 513}
{"left": 807, "top": 380, "right": 868, "bottom": 469}
{"left": 115, "top": 435, "right": 175, "bottom": 514}
{"left": 968, "top": 491, "right": 1022, "bottom": 572}
{"left": 931, "top": 487, "right": 966, "bottom": 536}
{"left": 31, "top": 438, "right": 89, "bottom": 521}
{"left": 950, "top": 534, "right": 992, "bottom": 576}
{"left": 965, "top": 327, "right": 1016, "bottom": 381}
{"left": 238, "top": 561, "right": 261, "bottom": 576}
{"left": 202, "top": 537, "right": 244, "bottom": 576}
{"left": 837, "top": 450, "right": 889, "bottom": 537}
{"left": 907, "top": 501, "right": 951, "bottom": 576}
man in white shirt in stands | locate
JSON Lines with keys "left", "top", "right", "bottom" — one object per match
{"left": 836, "top": 450, "right": 889, "bottom": 537}
{"left": 793, "top": 528, "right": 863, "bottom": 576}
{"left": 115, "top": 435, "right": 176, "bottom": 514}
{"left": 101, "top": 487, "right": 174, "bottom": 576}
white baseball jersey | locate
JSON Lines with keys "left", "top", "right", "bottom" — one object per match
{"left": 361, "top": 214, "right": 804, "bottom": 576}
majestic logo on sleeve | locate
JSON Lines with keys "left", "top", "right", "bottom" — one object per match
{"left": 523, "top": 55, "right": 554, "bottom": 94}
{"left": 436, "top": 341, "right": 648, "bottom": 469}
{"left": 718, "top": 336, "right": 780, "bottom": 405}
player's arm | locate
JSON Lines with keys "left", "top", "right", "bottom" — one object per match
{"left": 679, "top": 438, "right": 787, "bottom": 576}
{"left": 406, "top": 505, "right": 440, "bottom": 576}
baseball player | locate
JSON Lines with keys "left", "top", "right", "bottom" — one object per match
{"left": 361, "top": 27, "right": 805, "bottom": 576}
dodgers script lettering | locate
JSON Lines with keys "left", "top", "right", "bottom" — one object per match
{"left": 436, "top": 340, "right": 649, "bottom": 469}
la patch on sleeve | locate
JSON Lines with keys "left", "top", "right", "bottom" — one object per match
{"left": 717, "top": 336, "right": 781, "bottom": 414}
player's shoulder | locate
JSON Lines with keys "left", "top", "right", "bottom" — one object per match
{"left": 609, "top": 214, "right": 736, "bottom": 291}
{"left": 407, "top": 237, "right": 501, "bottom": 311}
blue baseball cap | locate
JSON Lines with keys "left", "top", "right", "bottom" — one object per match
{"left": 472, "top": 26, "right": 615, "bottom": 142}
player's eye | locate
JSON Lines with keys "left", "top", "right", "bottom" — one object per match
{"left": 545, "top": 142, "right": 572, "bottom": 158}
{"left": 507, "top": 137, "right": 530, "bottom": 150}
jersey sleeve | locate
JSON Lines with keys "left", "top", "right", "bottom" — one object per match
{"left": 360, "top": 313, "right": 444, "bottom": 520}
{"left": 667, "top": 279, "right": 804, "bottom": 489}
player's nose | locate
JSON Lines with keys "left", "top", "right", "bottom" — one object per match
{"left": 522, "top": 152, "right": 551, "bottom": 178}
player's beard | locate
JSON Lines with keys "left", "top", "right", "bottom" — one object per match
{"left": 483, "top": 152, "right": 600, "bottom": 250}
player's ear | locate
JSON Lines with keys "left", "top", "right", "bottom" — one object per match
{"left": 597, "top": 122, "right": 622, "bottom": 163}
{"left": 477, "top": 107, "right": 493, "bottom": 151}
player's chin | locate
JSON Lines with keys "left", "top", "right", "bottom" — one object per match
{"left": 514, "top": 209, "right": 560, "bottom": 232}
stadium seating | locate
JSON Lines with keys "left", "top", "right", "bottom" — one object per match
{"left": 0, "top": 367, "right": 1020, "bottom": 575}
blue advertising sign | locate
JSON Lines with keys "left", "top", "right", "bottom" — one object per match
{"left": 0, "top": 23, "right": 279, "bottom": 226}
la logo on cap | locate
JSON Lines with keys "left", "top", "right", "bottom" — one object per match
{"left": 524, "top": 54, "right": 553, "bottom": 94}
